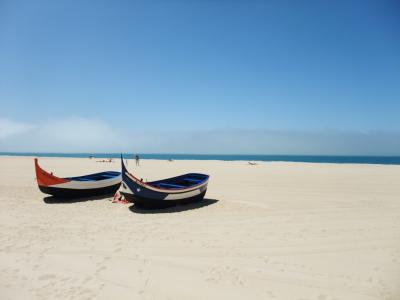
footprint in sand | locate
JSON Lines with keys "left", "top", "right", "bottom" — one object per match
{"left": 141, "top": 277, "right": 150, "bottom": 288}
{"left": 95, "top": 265, "right": 107, "bottom": 275}
{"left": 266, "top": 290, "right": 275, "bottom": 298}
{"left": 82, "top": 276, "right": 93, "bottom": 283}
{"left": 38, "top": 274, "right": 56, "bottom": 281}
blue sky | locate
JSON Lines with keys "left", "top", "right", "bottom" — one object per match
{"left": 1, "top": 0, "right": 400, "bottom": 154}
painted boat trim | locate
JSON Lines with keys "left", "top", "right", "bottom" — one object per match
{"left": 124, "top": 172, "right": 208, "bottom": 194}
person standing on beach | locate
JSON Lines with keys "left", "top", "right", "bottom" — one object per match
{"left": 135, "top": 154, "right": 140, "bottom": 166}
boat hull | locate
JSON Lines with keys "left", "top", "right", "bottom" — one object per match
{"left": 122, "top": 189, "right": 207, "bottom": 208}
{"left": 39, "top": 182, "right": 121, "bottom": 198}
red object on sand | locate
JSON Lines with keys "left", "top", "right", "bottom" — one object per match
{"left": 112, "top": 191, "right": 130, "bottom": 204}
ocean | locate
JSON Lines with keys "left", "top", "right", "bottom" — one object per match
{"left": 1, "top": 152, "right": 400, "bottom": 165}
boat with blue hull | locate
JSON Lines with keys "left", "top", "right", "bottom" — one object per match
{"left": 35, "top": 158, "right": 122, "bottom": 198}
{"left": 120, "top": 157, "right": 209, "bottom": 208}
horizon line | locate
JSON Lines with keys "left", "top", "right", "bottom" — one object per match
{"left": 1, "top": 151, "right": 400, "bottom": 158}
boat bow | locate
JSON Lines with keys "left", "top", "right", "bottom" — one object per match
{"left": 35, "top": 158, "right": 70, "bottom": 187}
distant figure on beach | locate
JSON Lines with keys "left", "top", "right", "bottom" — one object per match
{"left": 135, "top": 155, "right": 140, "bottom": 166}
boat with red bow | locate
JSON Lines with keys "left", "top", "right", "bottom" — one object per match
{"left": 34, "top": 158, "right": 121, "bottom": 198}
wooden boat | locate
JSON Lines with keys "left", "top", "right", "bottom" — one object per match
{"left": 120, "top": 156, "right": 209, "bottom": 208}
{"left": 35, "top": 158, "right": 122, "bottom": 198}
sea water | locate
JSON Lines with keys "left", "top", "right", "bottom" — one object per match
{"left": 1, "top": 152, "right": 400, "bottom": 165}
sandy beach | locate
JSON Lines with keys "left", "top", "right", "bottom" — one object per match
{"left": 0, "top": 156, "right": 400, "bottom": 300}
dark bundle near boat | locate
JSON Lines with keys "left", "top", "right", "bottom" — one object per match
{"left": 119, "top": 156, "right": 209, "bottom": 208}
{"left": 35, "top": 158, "right": 122, "bottom": 198}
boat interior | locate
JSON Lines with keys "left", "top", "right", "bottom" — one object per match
{"left": 67, "top": 171, "right": 121, "bottom": 182}
{"left": 148, "top": 173, "right": 209, "bottom": 189}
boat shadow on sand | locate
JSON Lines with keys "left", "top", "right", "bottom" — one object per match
{"left": 129, "top": 198, "right": 219, "bottom": 214}
{"left": 43, "top": 194, "right": 114, "bottom": 204}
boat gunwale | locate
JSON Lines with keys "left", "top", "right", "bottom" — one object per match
{"left": 124, "top": 171, "right": 209, "bottom": 194}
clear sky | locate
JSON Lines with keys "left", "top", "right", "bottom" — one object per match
{"left": 1, "top": 0, "right": 400, "bottom": 154}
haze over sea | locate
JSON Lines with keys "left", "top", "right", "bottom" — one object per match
{"left": 2, "top": 152, "right": 400, "bottom": 165}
